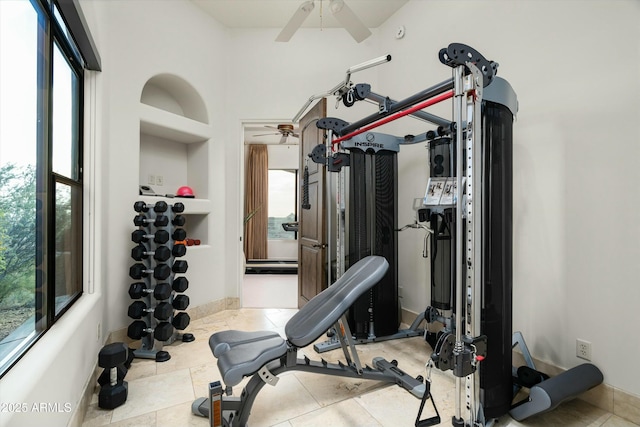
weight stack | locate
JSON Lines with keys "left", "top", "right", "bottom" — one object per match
{"left": 347, "top": 150, "right": 399, "bottom": 338}
{"left": 127, "top": 201, "right": 194, "bottom": 363}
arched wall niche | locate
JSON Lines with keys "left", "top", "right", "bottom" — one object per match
{"left": 140, "top": 73, "right": 209, "bottom": 124}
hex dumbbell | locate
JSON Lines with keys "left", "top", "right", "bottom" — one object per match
{"left": 172, "top": 215, "right": 186, "bottom": 226}
{"left": 131, "top": 229, "right": 169, "bottom": 244}
{"left": 131, "top": 245, "right": 172, "bottom": 262}
{"left": 128, "top": 301, "right": 173, "bottom": 320}
{"left": 172, "top": 312, "right": 190, "bottom": 330}
{"left": 172, "top": 244, "right": 187, "bottom": 258}
{"left": 133, "top": 214, "right": 169, "bottom": 228}
{"left": 128, "top": 282, "right": 172, "bottom": 300}
{"left": 127, "top": 320, "right": 174, "bottom": 341}
{"left": 172, "top": 294, "right": 189, "bottom": 311}
{"left": 172, "top": 260, "right": 188, "bottom": 274}
{"left": 133, "top": 200, "right": 168, "bottom": 213}
{"left": 97, "top": 343, "right": 129, "bottom": 409}
{"left": 172, "top": 277, "right": 189, "bottom": 293}
{"left": 129, "top": 263, "right": 172, "bottom": 280}
{"left": 171, "top": 202, "right": 184, "bottom": 213}
{"left": 172, "top": 229, "right": 187, "bottom": 242}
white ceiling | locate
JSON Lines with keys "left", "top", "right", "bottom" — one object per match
{"left": 192, "top": 0, "right": 409, "bottom": 144}
{"left": 191, "top": 0, "right": 408, "bottom": 29}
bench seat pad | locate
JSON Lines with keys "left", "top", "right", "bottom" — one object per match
{"left": 209, "top": 330, "right": 287, "bottom": 387}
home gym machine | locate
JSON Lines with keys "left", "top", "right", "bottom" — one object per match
{"left": 193, "top": 44, "right": 602, "bottom": 427}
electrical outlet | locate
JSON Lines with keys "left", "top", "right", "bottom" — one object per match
{"left": 576, "top": 339, "right": 591, "bottom": 361}
{"left": 148, "top": 174, "right": 156, "bottom": 185}
{"left": 156, "top": 175, "right": 164, "bottom": 186}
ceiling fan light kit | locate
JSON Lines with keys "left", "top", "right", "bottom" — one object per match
{"left": 276, "top": 0, "right": 372, "bottom": 43}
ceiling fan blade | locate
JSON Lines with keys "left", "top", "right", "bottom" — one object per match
{"left": 275, "top": 1, "right": 315, "bottom": 42}
{"left": 279, "top": 135, "right": 287, "bottom": 144}
{"left": 330, "top": 0, "right": 372, "bottom": 43}
{"left": 253, "top": 132, "right": 280, "bottom": 137}
{"left": 291, "top": 132, "right": 300, "bottom": 138}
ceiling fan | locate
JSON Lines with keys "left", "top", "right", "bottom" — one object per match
{"left": 276, "top": 0, "right": 372, "bottom": 43}
{"left": 253, "top": 124, "right": 300, "bottom": 144}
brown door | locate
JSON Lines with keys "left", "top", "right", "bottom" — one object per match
{"left": 298, "top": 99, "right": 327, "bottom": 308}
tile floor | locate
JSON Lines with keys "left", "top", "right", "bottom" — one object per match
{"left": 82, "top": 307, "right": 639, "bottom": 427}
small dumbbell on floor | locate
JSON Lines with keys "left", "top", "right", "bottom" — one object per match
{"left": 128, "top": 301, "right": 173, "bottom": 320}
{"left": 128, "top": 282, "right": 172, "bottom": 300}
{"left": 97, "top": 343, "right": 129, "bottom": 409}
{"left": 128, "top": 320, "right": 175, "bottom": 342}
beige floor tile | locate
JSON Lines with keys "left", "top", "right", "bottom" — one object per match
{"left": 110, "top": 369, "right": 194, "bottom": 423}
{"left": 602, "top": 415, "right": 640, "bottom": 427}
{"left": 248, "top": 373, "right": 321, "bottom": 427}
{"left": 81, "top": 402, "right": 113, "bottom": 427}
{"left": 501, "top": 398, "right": 611, "bottom": 427}
{"left": 124, "top": 357, "right": 157, "bottom": 382}
{"left": 289, "top": 398, "right": 383, "bottom": 427}
{"left": 108, "top": 411, "right": 156, "bottom": 427}
{"left": 355, "top": 383, "right": 426, "bottom": 426}
{"left": 156, "top": 401, "right": 209, "bottom": 427}
{"left": 615, "top": 389, "right": 640, "bottom": 426}
{"left": 294, "top": 370, "right": 387, "bottom": 407}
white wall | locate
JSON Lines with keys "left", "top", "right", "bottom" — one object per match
{"left": 374, "top": 0, "right": 640, "bottom": 396}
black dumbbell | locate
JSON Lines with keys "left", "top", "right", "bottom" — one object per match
{"left": 134, "top": 200, "right": 168, "bottom": 213}
{"left": 131, "top": 229, "right": 169, "bottom": 244}
{"left": 131, "top": 245, "right": 172, "bottom": 262}
{"left": 172, "top": 244, "right": 187, "bottom": 258}
{"left": 127, "top": 320, "right": 174, "bottom": 341}
{"left": 172, "top": 260, "right": 188, "bottom": 274}
{"left": 172, "top": 277, "right": 189, "bottom": 293}
{"left": 172, "top": 312, "right": 190, "bottom": 330}
{"left": 172, "top": 229, "right": 187, "bottom": 241}
{"left": 172, "top": 215, "right": 186, "bottom": 226}
{"left": 97, "top": 343, "right": 129, "bottom": 409}
{"left": 128, "top": 301, "right": 173, "bottom": 320}
{"left": 129, "top": 263, "right": 172, "bottom": 280}
{"left": 128, "top": 282, "right": 172, "bottom": 300}
{"left": 133, "top": 214, "right": 169, "bottom": 228}
{"left": 172, "top": 294, "right": 189, "bottom": 311}
{"left": 171, "top": 202, "right": 185, "bottom": 213}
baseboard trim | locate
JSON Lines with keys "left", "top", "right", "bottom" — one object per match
{"left": 400, "top": 307, "right": 640, "bottom": 425}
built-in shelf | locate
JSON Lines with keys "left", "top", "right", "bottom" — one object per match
{"left": 137, "top": 196, "right": 212, "bottom": 215}
{"left": 139, "top": 103, "right": 210, "bottom": 143}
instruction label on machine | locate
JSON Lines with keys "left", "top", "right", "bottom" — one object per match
{"left": 424, "top": 177, "right": 459, "bottom": 206}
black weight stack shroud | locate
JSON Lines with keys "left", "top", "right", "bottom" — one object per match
{"left": 479, "top": 99, "right": 514, "bottom": 419}
{"left": 347, "top": 149, "right": 399, "bottom": 338}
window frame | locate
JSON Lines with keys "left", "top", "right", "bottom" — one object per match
{"left": 267, "top": 168, "right": 298, "bottom": 241}
{"left": 0, "top": 0, "right": 85, "bottom": 378}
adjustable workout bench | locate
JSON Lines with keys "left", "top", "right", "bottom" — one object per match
{"left": 192, "top": 256, "right": 433, "bottom": 427}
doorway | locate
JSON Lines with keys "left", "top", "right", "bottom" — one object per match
{"left": 241, "top": 121, "right": 300, "bottom": 308}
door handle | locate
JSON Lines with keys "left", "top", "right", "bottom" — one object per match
{"left": 312, "top": 244, "right": 328, "bottom": 249}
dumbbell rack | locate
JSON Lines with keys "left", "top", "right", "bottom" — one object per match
{"left": 128, "top": 200, "right": 194, "bottom": 362}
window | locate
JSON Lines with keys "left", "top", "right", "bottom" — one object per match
{"left": 267, "top": 170, "right": 297, "bottom": 240}
{"left": 0, "top": 0, "right": 84, "bottom": 377}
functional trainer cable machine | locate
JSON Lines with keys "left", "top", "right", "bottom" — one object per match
{"left": 192, "top": 44, "right": 603, "bottom": 427}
